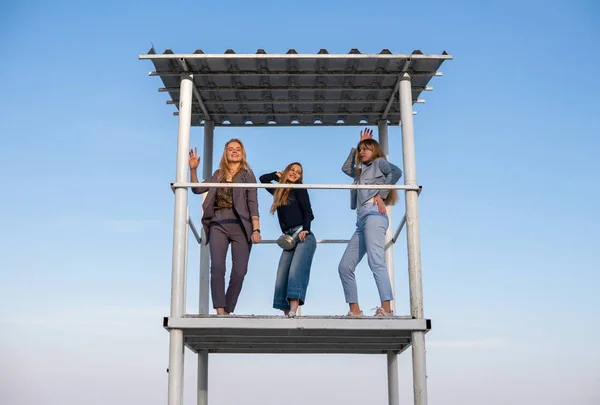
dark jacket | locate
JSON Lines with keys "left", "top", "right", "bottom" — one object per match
{"left": 259, "top": 172, "right": 314, "bottom": 233}
{"left": 192, "top": 168, "right": 260, "bottom": 244}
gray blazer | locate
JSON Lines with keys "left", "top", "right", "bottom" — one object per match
{"left": 191, "top": 169, "right": 260, "bottom": 244}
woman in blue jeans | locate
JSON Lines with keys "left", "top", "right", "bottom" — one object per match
{"left": 260, "top": 163, "right": 316, "bottom": 318}
{"left": 338, "top": 128, "right": 403, "bottom": 317}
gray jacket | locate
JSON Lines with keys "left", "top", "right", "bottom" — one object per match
{"left": 342, "top": 148, "right": 403, "bottom": 210}
{"left": 192, "top": 169, "right": 260, "bottom": 244}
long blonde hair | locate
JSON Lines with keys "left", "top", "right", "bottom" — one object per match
{"left": 355, "top": 139, "right": 397, "bottom": 206}
{"left": 270, "top": 162, "right": 303, "bottom": 214}
{"left": 218, "top": 138, "right": 250, "bottom": 182}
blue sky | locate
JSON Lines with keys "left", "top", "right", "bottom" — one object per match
{"left": 1, "top": 1, "right": 599, "bottom": 404}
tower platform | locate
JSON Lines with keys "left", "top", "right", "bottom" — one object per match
{"left": 165, "top": 315, "right": 431, "bottom": 354}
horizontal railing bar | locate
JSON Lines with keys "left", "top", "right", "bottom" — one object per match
{"left": 173, "top": 182, "right": 421, "bottom": 191}
{"left": 260, "top": 239, "right": 349, "bottom": 244}
{"left": 181, "top": 237, "right": 348, "bottom": 244}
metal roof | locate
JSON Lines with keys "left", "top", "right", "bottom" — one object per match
{"left": 139, "top": 48, "right": 452, "bottom": 127}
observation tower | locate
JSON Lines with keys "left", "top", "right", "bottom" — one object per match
{"left": 140, "top": 47, "right": 452, "bottom": 405}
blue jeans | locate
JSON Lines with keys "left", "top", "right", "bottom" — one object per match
{"left": 273, "top": 233, "right": 317, "bottom": 310}
{"left": 338, "top": 204, "right": 393, "bottom": 303}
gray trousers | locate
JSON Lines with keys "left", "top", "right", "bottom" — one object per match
{"left": 209, "top": 208, "right": 251, "bottom": 313}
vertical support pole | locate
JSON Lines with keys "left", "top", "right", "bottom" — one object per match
{"left": 399, "top": 73, "right": 428, "bottom": 405}
{"left": 379, "top": 120, "right": 399, "bottom": 405}
{"left": 199, "top": 120, "right": 214, "bottom": 315}
{"left": 387, "top": 351, "right": 400, "bottom": 405}
{"left": 197, "top": 120, "right": 213, "bottom": 405}
{"left": 168, "top": 74, "right": 193, "bottom": 405}
{"left": 377, "top": 119, "right": 395, "bottom": 310}
{"left": 184, "top": 206, "right": 190, "bottom": 310}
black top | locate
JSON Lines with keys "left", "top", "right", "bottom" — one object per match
{"left": 259, "top": 172, "right": 314, "bottom": 233}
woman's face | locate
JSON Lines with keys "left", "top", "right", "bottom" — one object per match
{"left": 226, "top": 142, "right": 243, "bottom": 163}
{"left": 285, "top": 164, "right": 303, "bottom": 183}
{"left": 358, "top": 144, "right": 374, "bottom": 163}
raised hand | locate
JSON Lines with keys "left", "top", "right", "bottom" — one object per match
{"left": 360, "top": 127, "right": 374, "bottom": 142}
{"left": 189, "top": 147, "right": 200, "bottom": 169}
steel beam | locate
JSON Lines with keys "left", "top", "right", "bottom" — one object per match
{"left": 166, "top": 316, "right": 428, "bottom": 330}
{"left": 167, "top": 73, "right": 193, "bottom": 405}
{"left": 171, "top": 182, "right": 420, "bottom": 191}
{"left": 400, "top": 73, "right": 428, "bottom": 405}
{"left": 188, "top": 216, "right": 202, "bottom": 244}
{"left": 176, "top": 111, "right": 417, "bottom": 117}
{"left": 160, "top": 86, "right": 434, "bottom": 92}
{"left": 377, "top": 120, "right": 396, "bottom": 311}
{"left": 199, "top": 121, "right": 213, "bottom": 315}
{"left": 178, "top": 59, "right": 212, "bottom": 120}
{"left": 167, "top": 99, "right": 425, "bottom": 105}
{"left": 378, "top": 120, "right": 399, "bottom": 405}
{"left": 151, "top": 71, "right": 443, "bottom": 77}
{"left": 197, "top": 120, "right": 214, "bottom": 405}
{"left": 259, "top": 239, "right": 350, "bottom": 244}
{"left": 140, "top": 53, "right": 453, "bottom": 60}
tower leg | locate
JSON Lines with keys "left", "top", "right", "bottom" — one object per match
{"left": 197, "top": 120, "right": 214, "bottom": 405}
{"left": 399, "top": 73, "right": 428, "bottom": 405}
{"left": 378, "top": 119, "right": 399, "bottom": 405}
{"left": 167, "top": 74, "right": 194, "bottom": 405}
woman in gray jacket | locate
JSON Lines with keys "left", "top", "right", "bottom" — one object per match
{"left": 189, "top": 138, "right": 262, "bottom": 315}
{"left": 338, "top": 128, "right": 402, "bottom": 317}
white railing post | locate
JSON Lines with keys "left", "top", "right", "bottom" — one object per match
{"left": 378, "top": 119, "right": 396, "bottom": 311}
{"left": 379, "top": 120, "right": 399, "bottom": 405}
{"left": 197, "top": 120, "right": 213, "bottom": 405}
{"left": 168, "top": 73, "right": 193, "bottom": 405}
{"left": 199, "top": 120, "right": 213, "bottom": 315}
{"left": 400, "top": 73, "right": 428, "bottom": 405}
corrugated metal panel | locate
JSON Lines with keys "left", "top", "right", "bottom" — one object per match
{"left": 140, "top": 49, "right": 452, "bottom": 126}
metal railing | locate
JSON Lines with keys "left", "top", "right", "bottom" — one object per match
{"left": 184, "top": 182, "right": 421, "bottom": 247}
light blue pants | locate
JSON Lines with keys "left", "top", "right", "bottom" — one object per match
{"left": 338, "top": 204, "right": 393, "bottom": 303}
